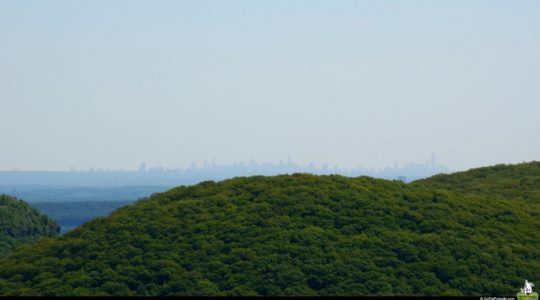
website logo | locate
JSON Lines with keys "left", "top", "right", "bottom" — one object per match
{"left": 518, "top": 280, "right": 538, "bottom": 300}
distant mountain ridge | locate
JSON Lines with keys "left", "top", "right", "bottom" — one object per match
{"left": 0, "top": 162, "right": 538, "bottom": 296}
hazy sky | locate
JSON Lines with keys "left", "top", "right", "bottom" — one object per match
{"left": 1, "top": 0, "right": 539, "bottom": 171}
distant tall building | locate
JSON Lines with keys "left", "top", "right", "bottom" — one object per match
{"left": 431, "top": 152, "right": 436, "bottom": 170}
{"left": 139, "top": 163, "right": 147, "bottom": 173}
{"left": 322, "top": 163, "right": 329, "bottom": 171}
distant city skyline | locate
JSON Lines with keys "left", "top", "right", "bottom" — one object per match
{"left": 5, "top": 153, "right": 449, "bottom": 174}
{"left": 70, "top": 153, "right": 449, "bottom": 175}
{"left": 1, "top": 1, "right": 538, "bottom": 172}
{"left": 0, "top": 153, "right": 451, "bottom": 187}
{"left": 3, "top": 153, "right": 537, "bottom": 175}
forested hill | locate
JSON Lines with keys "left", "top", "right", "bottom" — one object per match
{"left": 0, "top": 195, "right": 60, "bottom": 257}
{"left": 413, "top": 161, "right": 540, "bottom": 200}
{"left": 0, "top": 163, "right": 539, "bottom": 296}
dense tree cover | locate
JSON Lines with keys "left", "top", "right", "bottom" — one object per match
{"left": 1, "top": 162, "right": 540, "bottom": 296}
{"left": 414, "top": 161, "right": 540, "bottom": 200}
{"left": 0, "top": 195, "right": 60, "bottom": 258}
{"left": 31, "top": 201, "right": 134, "bottom": 234}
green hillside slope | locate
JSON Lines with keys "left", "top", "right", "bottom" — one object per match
{"left": 413, "top": 161, "right": 540, "bottom": 200}
{"left": 0, "top": 195, "right": 60, "bottom": 258}
{"left": 1, "top": 163, "right": 539, "bottom": 296}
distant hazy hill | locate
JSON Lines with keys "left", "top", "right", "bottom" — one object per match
{"left": 31, "top": 201, "right": 134, "bottom": 234}
{"left": 0, "top": 162, "right": 539, "bottom": 296}
{"left": 0, "top": 195, "right": 60, "bottom": 257}
{"left": 0, "top": 186, "right": 169, "bottom": 203}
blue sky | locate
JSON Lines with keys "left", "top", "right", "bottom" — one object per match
{"left": 1, "top": 0, "right": 539, "bottom": 171}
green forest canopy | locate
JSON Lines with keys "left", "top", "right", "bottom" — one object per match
{"left": 0, "top": 194, "right": 60, "bottom": 258}
{"left": 414, "top": 161, "right": 540, "bottom": 200}
{"left": 1, "top": 161, "right": 539, "bottom": 296}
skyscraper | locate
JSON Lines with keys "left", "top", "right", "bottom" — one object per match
{"left": 139, "top": 163, "right": 147, "bottom": 173}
